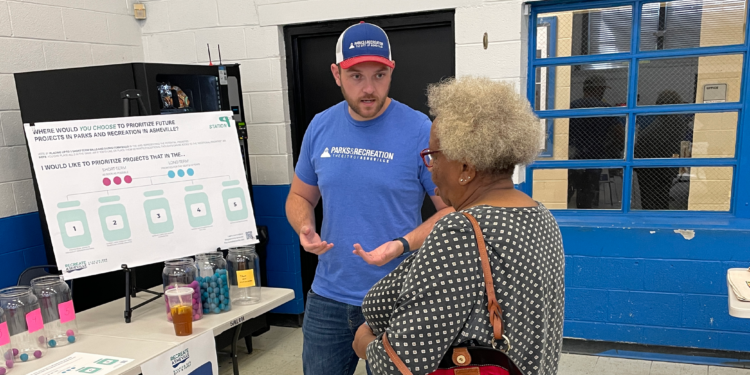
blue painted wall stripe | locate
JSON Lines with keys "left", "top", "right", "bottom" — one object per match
{"left": 252, "top": 185, "right": 305, "bottom": 314}
{"left": 0, "top": 213, "right": 46, "bottom": 288}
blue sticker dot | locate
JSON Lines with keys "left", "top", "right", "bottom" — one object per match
{"left": 20, "top": 354, "right": 28, "bottom": 362}
{"left": 48, "top": 340, "right": 57, "bottom": 348}
{"left": 187, "top": 168, "right": 194, "bottom": 176}
{"left": 168, "top": 171, "right": 175, "bottom": 178}
{"left": 177, "top": 169, "right": 185, "bottom": 177}
{"left": 67, "top": 336, "right": 76, "bottom": 343}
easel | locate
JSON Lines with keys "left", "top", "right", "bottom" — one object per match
{"left": 120, "top": 89, "right": 163, "bottom": 323}
{"left": 122, "top": 264, "right": 164, "bottom": 323}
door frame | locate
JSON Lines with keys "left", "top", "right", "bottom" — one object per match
{"left": 283, "top": 10, "right": 456, "bottom": 166}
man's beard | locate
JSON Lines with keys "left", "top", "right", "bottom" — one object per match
{"left": 341, "top": 85, "right": 389, "bottom": 120}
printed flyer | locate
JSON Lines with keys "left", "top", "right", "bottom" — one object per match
{"left": 27, "top": 353, "right": 134, "bottom": 375}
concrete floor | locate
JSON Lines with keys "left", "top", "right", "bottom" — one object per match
{"left": 218, "top": 326, "right": 750, "bottom": 375}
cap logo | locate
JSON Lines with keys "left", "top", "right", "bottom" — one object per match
{"left": 335, "top": 22, "right": 394, "bottom": 68}
{"left": 352, "top": 40, "right": 384, "bottom": 49}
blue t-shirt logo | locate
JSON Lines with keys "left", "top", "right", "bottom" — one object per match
{"left": 324, "top": 146, "right": 394, "bottom": 163}
{"left": 295, "top": 100, "right": 436, "bottom": 306}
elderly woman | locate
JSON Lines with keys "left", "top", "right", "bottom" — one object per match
{"left": 352, "top": 77, "right": 565, "bottom": 375}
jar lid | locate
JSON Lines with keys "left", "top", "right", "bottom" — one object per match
{"left": 228, "top": 246, "right": 256, "bottom": 253}
{"left": 30, "top": 275, "right": 66, "bottom": 289}
{"left": 165, "top": 257, "right": 195, "bottom": 265}
{"left": 196, "top": 252, "right": 223, "bottom": 259}
{"left": 0, "top": 286, "right": 33, "bottom": 299}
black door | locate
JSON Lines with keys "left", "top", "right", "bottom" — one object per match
{"left": 284, "top": 11, "right": 455, "bottom": 301}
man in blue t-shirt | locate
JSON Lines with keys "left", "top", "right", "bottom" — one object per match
{"left": 285, "top": 22, "right": 452, "bottom": 375}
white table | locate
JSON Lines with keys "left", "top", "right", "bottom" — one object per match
{"left": 21, "top": 287, "right": 294, "bottom": 375}
{"left": 77, "top": 287, "right": 294, "bottom": 342}
{"left": 727, "top": 268, "right": 750, "bottom": 318}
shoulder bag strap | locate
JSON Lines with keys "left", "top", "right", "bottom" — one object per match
{"left": 380, "top": 211, "right": 504, "bottom": 374}
{"left": 382, "top": 331, "right": 414, "bottom": 375}
{"left": 461, "top": 212, "right": 505, "bottom": 341}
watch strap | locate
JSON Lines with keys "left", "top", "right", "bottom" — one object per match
{"left": 394, "top": 237, "right": 410, "bottom": 255}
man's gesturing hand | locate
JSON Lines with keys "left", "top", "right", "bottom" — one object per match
{"left": 299, "top": 225, "right": 333, "bottom": 255}
{"left": 353, "top": 240, "right": 405, "bottom": 266}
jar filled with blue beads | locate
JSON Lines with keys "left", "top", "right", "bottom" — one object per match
{"left": 0, "top": 307, "right": 13, "bottom": 374}
{"left": 30, "top": 276, "right": 77, "bottom": 349}
{"left": 162, "top": 258, "right": 203, "bottom": 322}
{"left": 196, "top": 252, "right": 231, "bottom": 314}
{"left": 0, "top": 286, "right": 46, "bottom": 364}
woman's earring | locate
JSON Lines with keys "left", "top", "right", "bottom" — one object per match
{"left": 460, "top": 179, "right": 465, "bottom": 183}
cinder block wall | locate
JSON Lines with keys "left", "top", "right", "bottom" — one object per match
{"left": 0, "top": 0, "right": 143, "bottom": 285}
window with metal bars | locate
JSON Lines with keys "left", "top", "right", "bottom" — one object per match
{"left": 526, "top": 0, "right": 750, "bottom": 217}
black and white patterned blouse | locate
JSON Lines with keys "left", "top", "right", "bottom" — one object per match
{"left": 363, "top": 204, "right": 565, "bottom": 375}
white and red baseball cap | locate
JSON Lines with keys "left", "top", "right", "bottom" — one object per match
{"left": 335, "top": 22, "right": 394, "bottom": 69}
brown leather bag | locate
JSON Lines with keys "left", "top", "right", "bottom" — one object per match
{"left": 381, "top": 212, "right": 524, "bottom": 375}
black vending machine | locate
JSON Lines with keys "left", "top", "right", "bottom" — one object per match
{"left": 14, "top": 63, "right": 261, "bottom": 312}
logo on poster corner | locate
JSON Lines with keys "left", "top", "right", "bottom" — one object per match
{"left": 170, "top": 348, "right": 190, "bottom": 369}
{"left": 64, "top": 261, "right": 87, "bottom": 273}
{"left": 321, "top": 148, "right": 331, "bottom": 158}
{"left": 209, "top": 116, "right": 231, "bottom": 129}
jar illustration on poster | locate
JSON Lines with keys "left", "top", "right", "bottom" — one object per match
{"left": 143, "top": 190, "right": 174, "bottom": 234}
{"left": 97, "top": 196, "right": 131, "bottom": 242}
{"left": 56, "top": 201, "right": 92, "bottom": 249}
{"left": 184, "top": 185, "right": 213, "bottom": 228}
{"left": 221, "top": 180, "right": 248, "bottom": 222}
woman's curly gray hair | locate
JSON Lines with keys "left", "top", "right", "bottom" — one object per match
{"left": 427, "top": 77, "right": 542, "bottom": 174}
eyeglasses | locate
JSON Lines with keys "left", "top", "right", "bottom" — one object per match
{"left": 420, "top": 148, "right": 441, "bottom": 168}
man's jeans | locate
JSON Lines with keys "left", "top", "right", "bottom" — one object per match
{"left": 302, "top": 290, "right": 371, "bottom": 375}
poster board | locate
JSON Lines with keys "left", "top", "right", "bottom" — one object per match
{"left": 24, "top": 111, "right": 258, "bottom": 280}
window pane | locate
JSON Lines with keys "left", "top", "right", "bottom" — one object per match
{"left": 632, "top": 167, "right": 732, "bottom": 211}
{"left": 535, "top": 62, "right": 629, "bottom": 110}
{"left": 640, "top": 0, "right": 747, "bottom": 51}
{"left": 634, "top": 112, "right": 737, "bottom": 158}
{"left": 538, "top": 116, "right": 627, "bottom": 160}
{"left": 637, "top": 54, "right": 743, "bottom": 106}
{"left": 533, "top": 168, "right": 623, "bottom": 209}
{"left": 537, "top": 6, "right": 632, "bottom": 59}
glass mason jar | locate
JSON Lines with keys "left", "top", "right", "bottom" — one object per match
{"left": 195, "top": 252, "right": 231, "bottom": 314}
{"left": 162, "top": 258, "right": 203, "bottom": 322}
{"left": 226, "top": 246, "right": 261, "bottom": 305}
{"left": 0, "top": 286, "right": 46, "bottom": 363}
{"left": 30, "top": 276, "right": 77, "bottom": 348}
{"left": 0, "top": 307, "right": 13, "bottom": 373}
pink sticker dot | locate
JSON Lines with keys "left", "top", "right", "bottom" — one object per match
{"left": 103, "top": 178, "right": 111, "bottom": 186}
{"left": 113, "top": 176, "right": 122, "bottom": 185}
{"left": 124, "top": 175, "right": 132, "bottom": 184}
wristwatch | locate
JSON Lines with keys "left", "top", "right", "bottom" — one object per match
{"left": 393, "top": 237, "right": 410, "bottom": 255}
